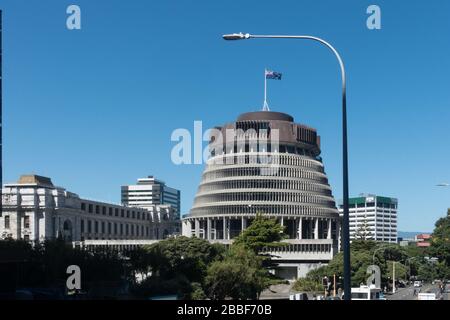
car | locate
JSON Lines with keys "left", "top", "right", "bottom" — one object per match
{"left": 413, "top": 281, "right": 422, "bottom": 288}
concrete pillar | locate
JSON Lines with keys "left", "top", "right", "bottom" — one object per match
{"left": 298, "top": 217, "right": 303, "bottom": 239}
{"left": 207, "top": 218, "right": 211, "bottom": 240}
{"left": 223, "top": 216, "right": 227, "bottom": 240}
{"left": 241, "top": 216, "right": 246, "bottom": 232}
{"left": 327, "top": 219, "right": 332, "bottom": 239}
{"left": 314, "top": 218, "right": 319, "bottom": 239}
{"left": 195, "top": 219, "right": 200, "bottom": 238}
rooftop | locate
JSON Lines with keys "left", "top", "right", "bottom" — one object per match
{"left": 16, "top": 174, "right": 54, "bottom": 187}
{"left": 237, "top": 111, "right": 294, "bottom": 122}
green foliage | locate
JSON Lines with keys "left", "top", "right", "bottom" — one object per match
{"left": 292, "top": 278, "right": 323, "bottom": 293}
{"left": 0, "top": 238, "right": 125, "bottom": 291}
{"left": 204, "top": 245, "right": 270, "bottom": 300}
{"left": 294, "top": 240, "right": 431, "bottom": 292}
{"left": 144, "top": 236, "right": 225, "bottom": 283}
{"left": 190, "top": 282, "right": 207, "bottom": 300}
{"left": 428, "top": 214, "right": 450, "bottom": 266}
{"left": 233, "top": 213, "right": 287, "bottom": 253}
{"left": 385, "top": 261, "right": 407, "bottom": 280}
{"left": 203, "top": 214, "right": 289, "bottom": 300}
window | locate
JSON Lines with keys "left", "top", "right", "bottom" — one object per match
{"left": 102, "top": 207, "right": 106, "bottom": 215}
{"left": 24, "top": 216, "right": 30, "bottom": 229}
{"left": 81, "top": 203, "right": 86, "bottom": 211}
{"left": 109, "top": 208, "right": 113, "bottom": 216}
{"left": 95, "top": 205, "right": 99, "bottom": 214}
{"left": 95, "top": 221, "right": 98, "bottom": 233}
{"left": 4, "top": 216, "right": 10, "bottom": 229}
{"left": 88, "top": 204, "right": 93, "bottom": 213}
{"left": 24, "top": 235, "right": 30, "bottom": 242}
{"left": 81, "top": 220, "right": 85, "bottom": 233}
{"left": 115, "top": 208, "right": 119, "bottom": 217}
{"left": 101, "top": 222, "right": 105, "bottom": 234}
{"left": 88, "top": 220, "right": 92, "bottom": 233}
{"left": 114, "top": 223, "right": 117, "bottom": 235}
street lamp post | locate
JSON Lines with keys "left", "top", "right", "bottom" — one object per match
{"left": 223, "top": 32, "right": 351, "bottom": 299}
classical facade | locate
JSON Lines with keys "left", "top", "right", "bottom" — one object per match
{"left": 182, "top": 110, "right": 340, "bottom": 279}
{"left": 0, "top": 175, "right": 180, "bottom": 244}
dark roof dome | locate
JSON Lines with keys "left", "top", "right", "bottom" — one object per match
{"left": 237, "top": 111, "right": 294, "bottom": 122}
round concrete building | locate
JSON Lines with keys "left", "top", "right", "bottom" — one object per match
{"left": 182, "top": 110, "right": 340, "bottom": 279}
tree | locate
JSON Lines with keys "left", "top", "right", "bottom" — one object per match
{"left": 205, "top": 245, "right": 269, "bottom": 300}
{"left": 144, "top": 236, "right": 225, "bottom": 283}
{"left": 428, "top": 213, "right": 450, "bottom": 266}
{"left": 233, "top": 213, "right": 286, "bottom": 254}
{"left": 204, "top": 214, "right": 288, "bottom": 300}
{"left": 354, "top": 220, "right": 374, "bottom": 241}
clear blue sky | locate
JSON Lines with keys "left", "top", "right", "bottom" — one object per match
{"left": 2, "top": 0, "right": 450, "bottom": 231}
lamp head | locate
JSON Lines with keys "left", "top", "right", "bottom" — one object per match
{"left": 222, "top": 32, "right": 250, "bottom": 40}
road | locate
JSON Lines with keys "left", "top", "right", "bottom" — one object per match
{"left": 387, "top": 283, "right": 448, "bottom": 300}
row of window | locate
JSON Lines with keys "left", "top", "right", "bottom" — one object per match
{"left": 191, "top": 204, "right": 337, "bottom": 217}
{"left": 206, "top": 153, "right": 323, "bottom": 172}
{"left": 263, "top": 243, "right": 332, "bottom": 253}
{"left": 80, "top": 219, "right": 151, "bottom": 238}
{"left": 344, "top": 203, "right": 397, "bottom": 209}
{"left": 197, "top": 179, "right": 332, "bottom": 195}
{"left": 202, "top": 166, "right": 327, "bottom": 183}
{"left": 193, "top": 191, "right": 335, "bottom": 207}
{"left": 80, "top": 203, "right": 151, "bottom": 221}
{"left": 3, "top": 215, "right": 29, "bottom": 229}
{"left": 209, "top": 143, "right": 318, "bottom": 158}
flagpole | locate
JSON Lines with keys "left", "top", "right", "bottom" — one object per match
{"left": 263, "top": 68, "right": 268, "bottom": 111}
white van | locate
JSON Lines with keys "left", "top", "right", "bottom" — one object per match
{"left": 350, "top": 285, "right": 384, "bottom": 300}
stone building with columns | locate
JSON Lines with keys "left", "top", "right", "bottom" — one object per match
{"left": 1, "top": 175, "right": 180, "bottom": 245}
{"left": 182, "top": 110, "right": 340, "bottom": 279}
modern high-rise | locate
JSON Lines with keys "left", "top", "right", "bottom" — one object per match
{"left": 182, "top": 110, "right": 340, "bottom": 279}
{"left": 338, "top": 194, "right": 398, "bottom": 243}
{"left": 121, "top": 176, "right": 180, "bottom": 217}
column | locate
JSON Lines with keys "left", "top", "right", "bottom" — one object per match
{"left": 241, "top": 216, "right": 246, "bottom": 232}
{"left": 223, "top": 216, "right": 227, "bottom": 240}
{"left": 207, "top": 218, "right": 211, "bottom": 240}
{"left": 195, "top": 219, "right": 200, "bottom": 238}
{"left": 298, "top": 217, "right": 303, "bottom": 239}
{"left": 314, "top": 218, "right": 319, "bottom": 239}
{"left": 327, "top": 219, "right": 332, "bottom": 239}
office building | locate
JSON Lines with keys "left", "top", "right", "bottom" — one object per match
{"left": 338, "top": 194, "right": 398, "bottom": 243}
{"left": 121, "top": 176, "right": 180, "bottom": 217}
